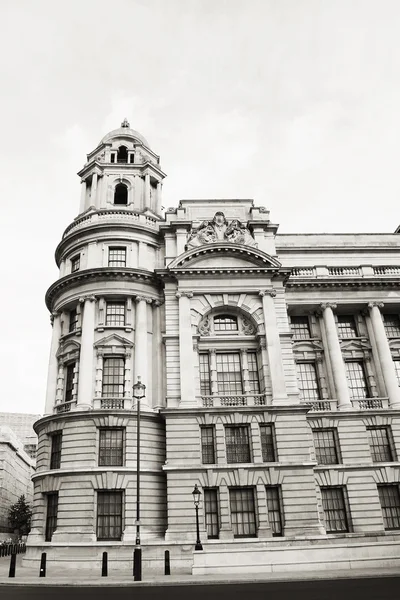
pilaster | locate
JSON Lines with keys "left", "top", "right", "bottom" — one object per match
{"left": 176, "top": 291, "right": 196, "bottom": 406}
{"left": 76, "top": 295, "right": 96, "bottom": 410}
{"left": 259, "top": 290, "right": 288, "bottom": 404}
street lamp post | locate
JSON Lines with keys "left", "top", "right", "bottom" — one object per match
{"left": 133, "top": 376, "right": 146, "bottom": 581}
{"left": 192, "top": 484, "right": 203, "bottom": 551}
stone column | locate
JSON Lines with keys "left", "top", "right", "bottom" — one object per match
{"left": 134, "top": 296, "right": 150, "bottom": 409}
{"left": 91, "top": 173, "right": 98, "bottom": 207}
{"left": 76, "top": 295, "right": 96, "bottom": 410}
{"left": 156, "top": 181, "right": 162, "bottom": 213}
{"left": 368, "top": 302, "right": 400, "bottom": 408}
{"left": 210, "top": 349, "right": 218, "bottom": 395}
{"left": 44, "top": 312, "right": 62, "bottom": 414}
{"left": 259, "top": 290, "right": 288, "bottom": 404}
{"left": 144, "top": 173, "right": 150, "bottom": 206}
{"left": 79, "top": 180, "right": 87, "bottom": 214}
{"left": 176, "top": 291, "right": 196, "bottom": 406}
{"left": 320, "top": 303, "right": 352, "bottom": 409}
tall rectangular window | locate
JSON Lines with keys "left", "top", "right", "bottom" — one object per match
{"left": 265, "top": 486, "right": 283, "bottom": 537}
{"left": 290, "top": 316, "right": 311, "bottom": 340}
{"left": 337, "top": 315, "right": 358, "bottom": 338}
{"left": 71, "top": 255, "right": 80, "bottom": 273}
{"left": 216, "top": 352, "right": 242, "bottom": 395}
{"left": 383, "top": 314, "right": 400, "bottom": 338}
{"left": 199, "top": 354, "right": 211, "bottom": 396}
{"left": 296, "top": 362, "right": 320, "bottom": 401}
{"left": 225, "top": 425, "right": 251, "bottom": 463}
{"left": 321, "top": 487, "right": 350, "bottom": 533}
{"left": 69, "top": 309, "right": 78, "bottom": 332}
{"left": 105, "top": 302, "right": 125, "bottom": 326}
{"left": 204, "top": 488, "right": 219, "bottom": 539}
{"left": 64, "top": 363, "right": 75, "bottom": 402}
{"left": 45, "top": 493, "right": 58, "bottom": 541}
{"left": 378, "top": 485, "right": 400, "bottom": 530}
{"left": 367, "top": 427, "right": 395, "bottom": 462}
{"left": 229, "top": 487, "right": 256, "bottom": 538}
{"left": 97, "top": 491, "right": 123, "bottom": 540}
{"left": 102, "top": 357, "right": 125, "bottom": 397}
{"left": 247, "top": 352, "right": 260, "bottom": 393}
{"left": 99, "top": 429, "right": 124, "bottom": 466}
{"left": 108, "top": 247, "right": 126, "bottom": 268}
{"left": 201, "top": 426, "right": 216, "bottom": 464}
{"left": 345, "top": 361, "right": 369, "bottom": 399}
{"left": 50, "top": 432, "right": 62, "bottom": 470}
{"left": 260, "top": 424, "right": 276, "bottom": 462}
{"left": 313, "top": 429, "right": 340, "bottom": 464}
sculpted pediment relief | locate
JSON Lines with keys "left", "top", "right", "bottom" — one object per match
{"left": 186, "top": 211, "right": 257, "bottom": 249}
{"left": 57, "top": 339, "right": 80, "bottom": 361}
{"left": 292, "top": 340, "right": 324, "bottom": 352}
{"left": 94, "top": 333, "right": 133, "bottom": 348}
{"left": 340, "top": 338, "right": 371, "bottom": 352}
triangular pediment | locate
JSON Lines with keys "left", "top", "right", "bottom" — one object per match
{"left": 340, "top": 338, "right": 371, "bottom": 352}
{"left": 94, "top": 333, "right": 133, "bottom": 348}
{"left": 168, "top": 244, "right": 282, "bottom": 272}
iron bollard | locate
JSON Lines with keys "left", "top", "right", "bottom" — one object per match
{"left": 133, "top": 548, "right": 142, "bottom": 581}
{"left": 164, "top": 550, "right": 170, "bottom": 575}
{"left": 9, "top": 553, "right": 16, "bottom": 578}
{"left": 39, "top": 552, "right": 46, "bottom": 577}
{"left": 102, "top": 552, "right": 108, "bottom": 577}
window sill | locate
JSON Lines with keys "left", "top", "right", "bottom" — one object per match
{"left": 96, "top": 326, "right": 132, "bottom": 333}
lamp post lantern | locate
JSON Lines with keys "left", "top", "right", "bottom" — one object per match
{"left": 133, "top": 376, "right": 146, "bottom": 581}
{"left": 192, "top": 484, "right": 203, "bottom": 551}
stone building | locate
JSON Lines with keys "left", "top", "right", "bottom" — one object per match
{"left": 0, "top": 412, "right": 41, "bottom": 460}
{"left": 26, "top": 121, "right": 400, "bottom": 573}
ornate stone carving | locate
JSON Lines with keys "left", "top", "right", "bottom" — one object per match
{"left": 198, "top": 316, "right": 211, "bottom": 336}
{"left": 121, "top": 118, "right": 130, "bottom": 128}
{"left": 135, "top": 295, "right": 152, "bottom": 304}
{"left": 186, "top": 211, "right": 257, "bottom": 249}
{"left": 259, "top": 289, "right": 276, "bottom": 298}
{"left": 79, "top": 295, "right": 96, "bottom": 304}
{"left": 320, "top": 302, "right": 337, "bottom": 311}
{"left": 175, "top": 291, "right": 193, "bottom": 299}
{"left": 367, "top": 302, "right": 384, "bottom": 310}
{"left": 242, "top": 318, "right": 255, "bottom": 335}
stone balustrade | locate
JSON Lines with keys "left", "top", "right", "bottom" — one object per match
{"left": 303, "top": 397, "right": 390, "bottom": 411}
{"left": 200, "top": 394, "right": 267, "bottom": 408}
{"left": 290, "top": 265, "right": 400, "bottom": 279}
{"left": 54, "top": 400, "right": 77, "bottom": 414}
{"left": 63, "top": 209, "right": 158, "bottom": 238}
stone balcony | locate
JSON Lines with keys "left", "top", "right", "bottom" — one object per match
{"left": 200, "top": 394, "right": 267, "bottom": 408}
{"left": 63, "top": 209, "right": 159, "bottom": 239}
{"left": 304, "top": 398, "right": 390, "bottom": 411}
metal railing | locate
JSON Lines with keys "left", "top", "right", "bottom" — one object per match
{"left": 0, "top": 542, "right": 26, "bottom": 558}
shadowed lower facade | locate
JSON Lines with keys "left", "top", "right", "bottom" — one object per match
{"left": 25, "top": 121, "right": 400, "bottom": 573}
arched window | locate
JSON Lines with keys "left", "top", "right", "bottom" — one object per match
{"left": 114, "top": 183, "right": 128, "bottom": 205}
{"left": 117, "top": 146, "right": 128, "bottom": 163}
{"left": 214, "top": 315, "right": 238, "bottom": 332}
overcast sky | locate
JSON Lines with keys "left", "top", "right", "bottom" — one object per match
{"left": 1, "top": 0, "right": 400, "bottom": 415}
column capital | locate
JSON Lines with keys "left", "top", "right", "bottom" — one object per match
{"left": 154, "top": 299, "right": 165, "bottom": 307}
{"left": 320, "top": 302, "right": 337, "bottom": 311}
{"left": 209, "top": 348, "right": 217, "bottom": 356}
{"left": 259, "top": 289, "right": 276, "bottom": 298}
{"left": 79, "top": 295, "right": 97, "bottom": 304}
{"left": 176, "top": 291, "right": 193, "bottom": 299}
{"left": 135, "top": 295, "right": 152, "bottom": 304}
{"left": 50, "top": 311, "right": 59, "bottom": 325}
{"left": 368, "top": 301, "right": 384, "bottom": 310}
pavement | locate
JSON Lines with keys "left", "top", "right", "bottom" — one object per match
{"left": 0, "top": 555, "right": 399, "bottom": 586}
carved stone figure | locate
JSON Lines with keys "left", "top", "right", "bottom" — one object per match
{"left": 186, "top": 212, "right": 257, "bottom": 249}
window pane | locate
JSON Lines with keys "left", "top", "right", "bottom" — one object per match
{"left": 71, "top": 255, "right": 80, "bottom": 273}
{"left": 45, "top": 493, "right": 58, "bottom": 541}
{"left": 383, "top": 315, "right": 400, "bottom": 338}
{"left": 313, "top": 429, "right": 339, "bottom": 464}
{"left": 367, "top": 427, "right": 394, "bottom": 462}
{"left": 265, "top": 486, "right": 283, "bottom": 536}
{"left": 321, "top": 487, "right": 349, "bottom": 533}
{"left": 247, "top": 352, "right": 260, "bottom": 393}
{"left": 337, "top": 315, "right": 358, "bottom": 338}
{"left": 50, "top": 432, "right": 62, "bottom": 469}
{"left": 216, "top": 353, "right": 242, "bottom": 395}
{"left": 290, "top": 316, "right": 311, "bottom": 340}
{"left": 108, "top": 247, "right": 126, "bottom": 267}
{"left": 65, "top": 363, "right": 75, "bottom": 402}
{"left": 225, "top": 426, "right": 251, "bottom": 463}
{"left": 69, "top": 309, "right": 78, "bottom": 332}
{"left": 204, "top": 489, "right": 219, "bottom": 538}
{"left": 106, "top": 302, "right": 125, "bottom": 326}
{"left": 214, "top": 315, "right": 238, "bottom": 332}
{"left": 99, "top": 429, "right": 124, "bottom": 466}
{"left": 345, "top": 361, "right": 369, "bottom": 399}
{"left": 201, "top": 426, "right": 215, "bottom": 464}
{"left": 378, "top": 485, "right": 400, "bottom": 530}
{"left": 296, "top": 363, "right": 320, "bottom": 401}
{"left": 260, "top": 424, "right": 276, "bottom": 462}
{"left": 199, "top": 354, "right": 211, "bottom": 396}
{"left": 230, "top": 488, "right": 256, "bottom": 537}
{"left": 97, "top": 491, "right": 123, "bottom": 540}
{"left": 394, "top": 360, "right": 400, "bottom": 385}
{"left": 102, "top": 358, "right": 125, "bottom": 397}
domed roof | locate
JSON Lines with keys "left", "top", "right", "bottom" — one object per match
{"left": 100, "top": 119, "right": 150, "bottom": 148}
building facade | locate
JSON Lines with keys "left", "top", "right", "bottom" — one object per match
{"left": 26, "top": 121, "right": 400, "bottom": 573}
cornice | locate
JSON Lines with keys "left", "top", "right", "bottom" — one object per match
{"left": 286, "top": 279, "right": 400, "bottom": 290}
{"left": 45, "top": 268, "right": 162, "bottom": 311}
{"left": 33, "top": 408, "right": 164, "bottom": 433}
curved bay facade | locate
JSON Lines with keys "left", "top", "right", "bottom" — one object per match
{"left": 26, "top": 121, "right": 400, "bottom": 573}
